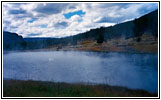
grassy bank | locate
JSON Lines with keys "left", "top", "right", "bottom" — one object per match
{"left": 3, "top": 80, "right": 157, "bottom": 97}
{"left": 43, "top": 34, "right": 158, "bottom": 53}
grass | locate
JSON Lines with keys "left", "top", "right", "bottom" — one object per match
{"left": 3, "top": 80, "right": 157, "bottom": 97}
{"left": 23, "top": 34, "right": 157, "bottom": 54}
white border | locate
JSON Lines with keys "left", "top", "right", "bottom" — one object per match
{"left": 1, "top": 1, "right": 160, "bottom": 99}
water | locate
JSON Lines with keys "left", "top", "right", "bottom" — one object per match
{"left": 3, "top": 51, "right": 158, "bottom": 93}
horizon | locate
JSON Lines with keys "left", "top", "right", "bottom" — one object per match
{"left": 3, "top": 2, "right": 158, "bottom": 38}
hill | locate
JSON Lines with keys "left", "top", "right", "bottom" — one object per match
{"left": 3, "top": 31, "right": 26, "bottom": 50}
{"left": 3, "top": 9, "right": 158, "bottom": 53}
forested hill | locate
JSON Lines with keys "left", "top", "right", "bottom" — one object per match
{"left": 3, "top": 31, "right": 26, "bottom": 50}
{"left": 64, "top": 9, "right": 158, "bottom": 42}
{"left": 24, "top": 9, "right": 158, "bottom": 49}
{"left": 3, "top": 9, "right": 158, "bottom": 51}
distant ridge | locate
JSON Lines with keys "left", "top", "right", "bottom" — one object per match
{"left": 3, "top": 31, "right": 26, "bottom": 50}
{"left": 3, "top": 9, "right": 158, "bottom": 50}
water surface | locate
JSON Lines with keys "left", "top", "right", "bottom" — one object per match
{"left": 3, "top": 51, "right": 158, "bottom": 93}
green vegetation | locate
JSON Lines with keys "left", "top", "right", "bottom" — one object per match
{"left": 3, "top": 80, "right": 157, "bottom": 97}
{"left": 136, "top": 37, "right": 141, "bottom": 42}
{"left": 96, "top": 27, "right": 105, "bottom": 44}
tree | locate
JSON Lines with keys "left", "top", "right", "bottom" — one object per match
{"left": 133, "top": 16, "right": 148, "bottom": 42}
{"left": 96, "top": 27, "right": 105, "bottom": 44}
{"left": 20, "top": 42, "right": 27, "bottom": 49}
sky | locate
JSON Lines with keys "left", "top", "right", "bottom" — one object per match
{"left": 3, "top": 3, "right": 158, "bottom": 38}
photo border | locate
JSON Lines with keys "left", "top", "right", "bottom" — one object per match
{"left": 1, "top": 1, "right": 160, "bottom": 99}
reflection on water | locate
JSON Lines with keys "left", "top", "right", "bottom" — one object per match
{"left": 3, "top": 51, "right": 158, "bottom": 93}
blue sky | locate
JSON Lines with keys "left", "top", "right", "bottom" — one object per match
{"left": 40, "top": 24, "right": 47, "bottom": 28}
{"left": 27, "top": 18, "right": 37, "bottom": 23}
{"left": 64, "top": 10, "right": 85, "bottom": 19}
{"left": 3, "top": 3, "right": 158, "bottom": 37}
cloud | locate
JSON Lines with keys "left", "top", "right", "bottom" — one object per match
{"left": 2, "top": 3, "right": 158, "bottom": 38}
{"left": 8, "top": 9, "right": 26, "bottom": 14}
{"left": 80, "top": 3, "right": 158, "bottom": 23}
{"left": 40, "top": 24, "right": 48, "bottom": 28}
{"left": 33, "top": 3, "right": 69, "bottom": 15}
{"left": 54, "top": 22, "right": 68, "bottom": 29}
{"left": 26, "top": 33, "right": 42, "bottom": 37}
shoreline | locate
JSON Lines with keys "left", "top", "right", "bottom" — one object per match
{"left": 3, "top": 34, "right": 158, "bottom": 54}
{"left": 3, "top": 80, "right": 157, "bottom": 97}
{"left": 3, "top": 48, "right": 158, "bottom": 55}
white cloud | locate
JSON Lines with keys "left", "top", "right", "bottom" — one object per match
{"left": 3, "top": 3, "right": 158, "bottom": 38}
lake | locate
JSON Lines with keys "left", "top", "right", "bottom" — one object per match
{"left": 3, "top": 51, "right": 158, "bottom": 93}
